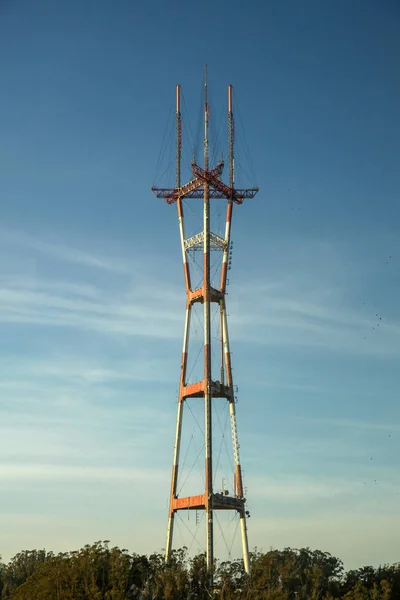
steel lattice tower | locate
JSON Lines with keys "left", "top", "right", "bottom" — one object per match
{"left": 152, "top": 67, "right": 258, "bottom": 589}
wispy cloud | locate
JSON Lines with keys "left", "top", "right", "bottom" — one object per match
{"left": 0, "top": 278, "right": 182, "bottom": 338}
{"left": 0, "top": 349, "right": 175, "bottom": 475}
{"left": 0, "top": 463, "right": 169, "bottom": 484}
{"left": 246, "top": 474, "right": 364, "bottom": 501}
{"left": 1, "top": 231, "right": 399, "bottom": 356}
{"left": 0, "top": 229, "right": 134, "bottom": 274}
{"left": 249, "top": 513, "right": 400, "bottom": 569}
{"left": 229, "top": 276, "right": 400, "bottom": 357}
{"left": 0, "top": 355, "right": 176, "bottom": 387}
{"left": 298, "top": 416, "right": 400, "bottom": 434}
{"left": 224, "top": 234, "right": 400, "bottom": 356}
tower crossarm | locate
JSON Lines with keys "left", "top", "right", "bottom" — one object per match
{"left": 171, "top": 176, "right": 203, "bottom": 203}
{"left": 192, "top": 163, "right": 242, "bottom": 203}
{"left": 151, "top": 175, "right": 203, "bottom": 204}
{"left": 234, "top": 188, "right": 259, "bottom": 198}
{"left": 162, "top": 187, "right": 258, "bottom": 199}
{"left": 180, "top": 381, "right": 233, "bottom": 400}
{"left": 212, "top": 493, "right": 245, "bottom": 511}
{"left": 152, "top": 162, "right": 225, "bottom": 204}
{"left": 172, "top": 494, "right": 206, "bottom": 511}
{"left": 170, "top": 493, "right": 245, "bottom": 513}
{"left": 187, "top": 286, "right": 224, "bottom": 305}
{"left": 192, "top": 163, "right": 258, "bottom": 204}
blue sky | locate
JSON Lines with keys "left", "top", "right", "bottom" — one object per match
{"left": 1, "top": 0, "right": 400, "bottom": 570}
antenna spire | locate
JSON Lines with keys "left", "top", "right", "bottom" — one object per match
{"left": 228, "top": 85, "right": 234, "bottom": 188}
{"left": 176, "top": 85, "right": 181, "bottom": 188}
{"left": 204, "top": 64, "right": 209, "bottom": 171}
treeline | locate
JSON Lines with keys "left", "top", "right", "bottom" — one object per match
{"left": 0, "top": 541, "right": 399, "bottom": 599}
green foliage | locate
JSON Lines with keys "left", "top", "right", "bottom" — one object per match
{"left": 242, "top": 547, "right": 344, "bottom": 600}
{"left": 1, "top": 549, "right": 52, "bottom": 599}
{"left": 0, "top": 556, "right": 4, "bottom": 598}
{"left": 0, "top": 543, "right": 398, "bottom": 600}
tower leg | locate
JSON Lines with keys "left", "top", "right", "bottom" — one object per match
{"left": 240, "top": 513, "right": 251, "bottom": 574}
{"left": 204, "top": 187, "right": 214, "bottom": 584}
{"left": 165, "top": 515, "right": 174, "bottom": 562}
{"left": 166, "top": 398, "right": 184, "bottom": 561}
{"left": 222, "top": 302, "right": 251, "bottom": 574}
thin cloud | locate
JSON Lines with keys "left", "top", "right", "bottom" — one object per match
{"left": 297, "top": 416, "right": 400, "bottom": 434}
{"left": 246, "top": 475, "right": 363, "bottom": 501}
{"left": 243, "top": 378, "right": 377, "bottom": 397}
{"left": 248, "top": 513, "right": 400, "bottom": 570}
{"left": 0, "top": 229, "right": 134, "bottom": 273}
{"left": 0, "top": 462, "right": 169, "bottom": 484}
{"left": 0, "top": 282, "right": 182, "bottom": 339}
{"left": 0, "top": 355, "right": 176, "bottom": 386}
{"left": 229, "top": 277, "right": 400, "bottom": 357}
{"left": 1, "top": 231, "right": 398, "bottom": 356}
{"left": 1, "top": 270, "right": 399, "bottom": 356}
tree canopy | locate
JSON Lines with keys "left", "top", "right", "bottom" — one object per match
{"left": 0, "top": 542, "right": 399, "bottom": 600}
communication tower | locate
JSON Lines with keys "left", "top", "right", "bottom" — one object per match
{"left": 152, "top": 66, "right": 258, "bottom": 589}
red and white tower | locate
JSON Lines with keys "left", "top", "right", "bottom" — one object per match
{"left": 152, "top": 67, "right": 258, "bottom": 589}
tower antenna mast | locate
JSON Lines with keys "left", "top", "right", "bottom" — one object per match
{"left": 152, "top": 68, "right": 258, "bottom": 592}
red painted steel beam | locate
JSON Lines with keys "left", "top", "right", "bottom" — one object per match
{"left": 181, "top": 381, "right": 205, "bottom": 399}
{"left": 172, "top": 494, "right": 206, "bottom": 511}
